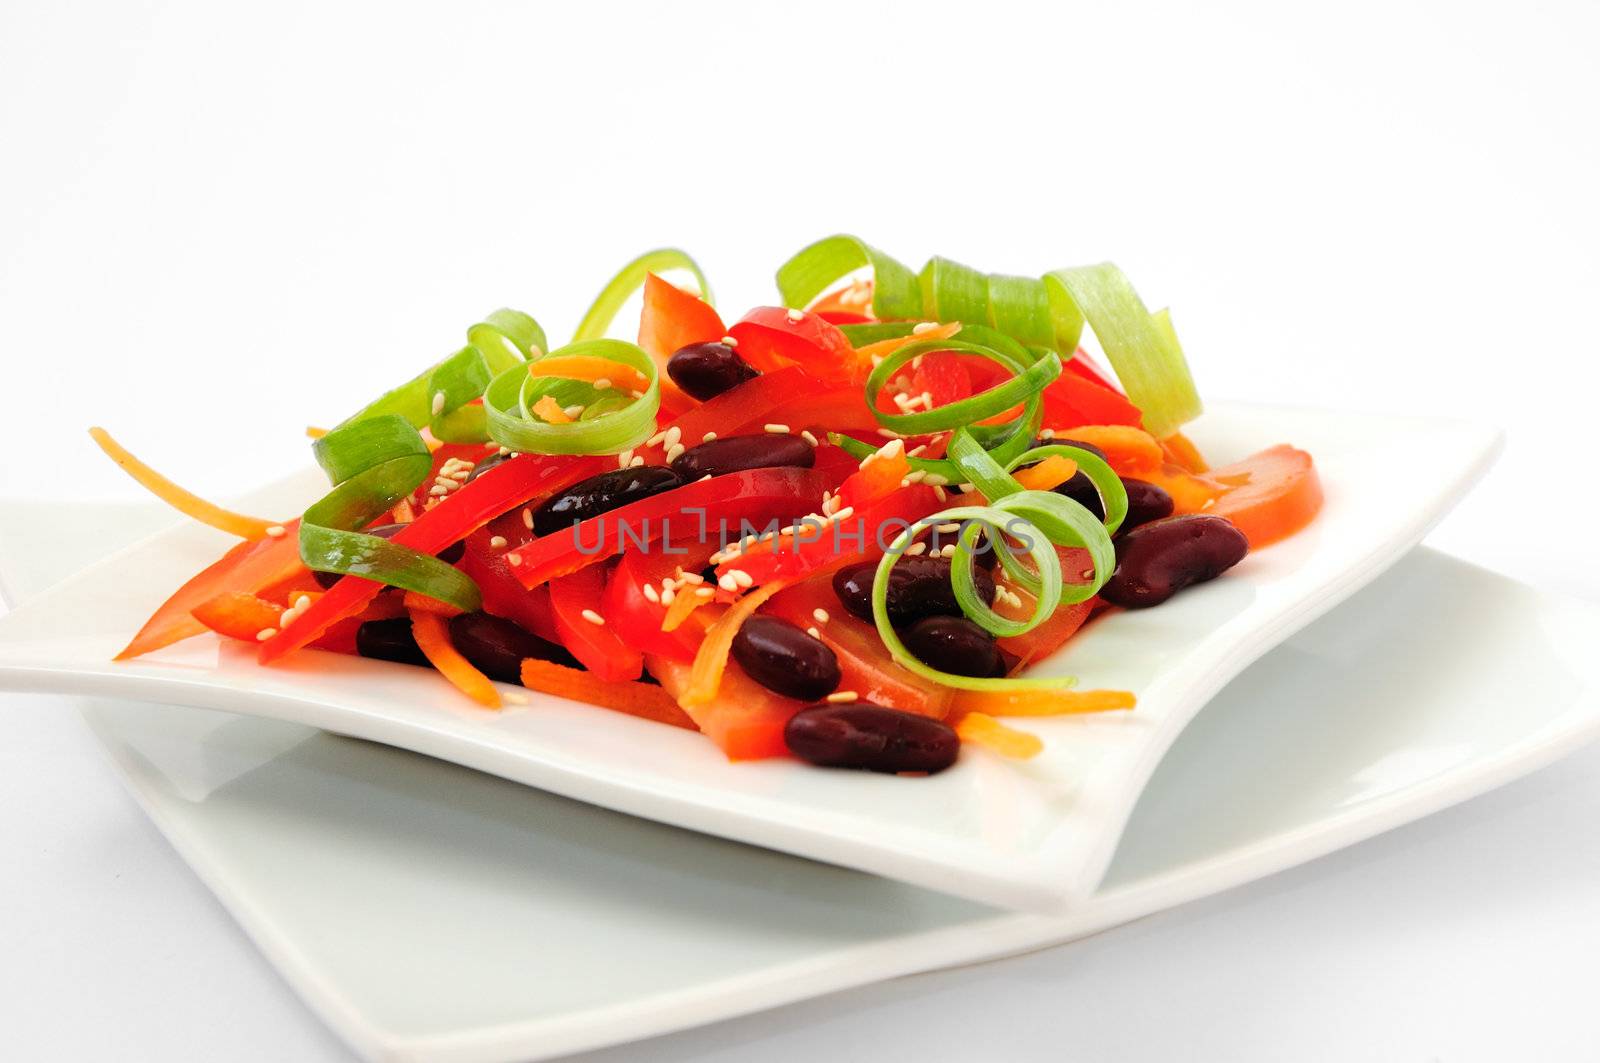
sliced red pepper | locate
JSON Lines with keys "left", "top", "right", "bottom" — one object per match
{"left": 1062, "top": 348, "right": 1121, "bottom": 392}
{"left": 716, "top": 483, "right": 945, "bottom": 587}
{"left": 549, "top": 562, "right": 643, "bottom": 682}
{"left": 508, "top": 467, "right": 831, "bottom": 590}
{"left": 765, "top": 578, "right": 952, "bottom": 719}
{"left": 633, "top": 365, "right": 828, "bottom": 463}
{"left": 118, "top": 521, "right": 307, "bottom": 660}
{"left": 816, "top": 310, "right": 871, "bottom": 325}
{"left": 601, "top": 540, "right": 721, "bottom": 663}
{"left": 638, "top": 273, "right": 726, "bottom": 410}
{"left": 727, "top": 307, "right": 861, "bottom": 385}
{"left": 191, "top": 592, "right": 284, "bottom": 642}
{"left": 834, "top": 448, "right": 912, "bottom": 513}
{"left": 1041, "top": 371, "right": 1144, "bottom": 430}
{"left": 258, "top": 454, "right": 605, "bottom": 663}
{"left": 910, "top": 351, "right": 972, "bottom": 410}
{"left": 457, "top": 522, "right": 562, "bottom": 642}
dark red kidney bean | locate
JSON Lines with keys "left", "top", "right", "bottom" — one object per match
{"left": 1036, "top": 436, "right": 1108, "bottom": 462}
{"left": 1118, "top": 477, "right": 1174, "bottom": 533}
{"left": 465, "top": 451, "right": 512, "bottom": 483}
{"left": 913, "top": 524, "right": 998, "bottom": 570}
{"left": 312, "top": 523, "right": 463, "bottom": 588}
{"left": 531, "top": 466, "right": 682, "bottom": 537}
{"left": 731, "top": 615, "right": 841, "bottom": 701}
{"left": 448, "top": 611, "right": 577, "bottom": 683}
{"left": 1053, "top": 470, "right": 1106, "bottom": 521}
{"left": 355, "top": 617, "right": 430, "bottom": 667}
{"left": 784, "top": 703, "right": 960, "bottom": 774}
{"left": 832, "top": 556, "right": 996, "bottom": 625}
{"left": 667, "top": 342, "right": 759, "bottom": 400}
{"left": 1100, "top": 514, "right": 1249, "bottom": 609}
{"left": 670, "top": 433, "right": 815, "bottom": 481}
{"left": 902, "top": 616, "right": 1003, "bottom": 678}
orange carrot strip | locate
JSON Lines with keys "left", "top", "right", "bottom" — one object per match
{"left": 682, "top": 582, "right": 789, "bottom": 706}
{"left": 955, "top": 712, "right": 1043, "bottom": 758}
{"left": 955, "top": 688, "right": 1135, "bottom": 717}
{"left": 519, "top": 659, "right": 698, "bottom": 729}
{"left": 305, "top": 425, "right": 329, "bottom": 440}
{"left": 410, "top": 609, "right": 501, "bottom": 708}
{"left": 530, "top": 356, "right": 651, "bottom": 394}
{"left": 532, "top": 395, "right": 573, "bottom": 424}
{"left": 1207, "top": 444, "right": 1324, "bottom": 548}
{"left": 1011, "top": 455, "right": 1078, "bottom": 492}
{"left": 661, "top": 585, "right": 715, "bottom": 632}
{"left": 1160, "top": 430, "right": 1208, "bottom": 473}
{"left": 851, "top": 321, "right": 962, "bottom": 361}
{"left": 89, "top": 427, "right": 279, "bottom": 539}
{"left": 1054, "top": 424, "right": 1164, "bottom": 474}
{"left": 402, "top": 589, "right": 464, "bottom": 617}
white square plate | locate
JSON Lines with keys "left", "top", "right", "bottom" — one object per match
{"left": 0, "top": 402, "right": 1503, "bottom": 911}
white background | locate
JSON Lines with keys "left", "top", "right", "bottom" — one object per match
{"left": 2, "top": 1, "right": 1598, "bottom": 1059}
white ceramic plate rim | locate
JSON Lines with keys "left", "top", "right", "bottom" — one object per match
{"left": 0, "top": 402, "right": 1506, "bottom": 912}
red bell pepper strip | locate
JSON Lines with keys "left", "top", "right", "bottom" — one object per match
{"left": 1062, "top": 348, "right": 1122, "bottom": 392}
{"left": 548, "top": 562, "right": 643, "bottom": 681}
{"left": 633, "top": 365, "right": 826, "bottom": 463}
{"left": 457, "top": 527, "right": 562, "bottom": 643}
{"left": 601, "top": 541, "right": 720, "bottom": 663}
{"left": 191, "top": 591, "right": 284, "bottom": 642}
{"left": 507, "top": 467, "right": 831, "bottom": 589}
{"left": 715, "top": 483, "right": 946, "bottom": 587}
{"left": 117, "top": 520, "right": 307, "bottom": 660}
{"left": 637, "top": 273, "right": 726, "bottom": 410}
{"left": 646, "top": 653, "right": 805, "bottom": 760}
{"left": 910, "top": 351, "right": 973, "bottom": 410}
{"left": 1041, "top": 371, "right": 1145, "bottom": 430}
{"left": 727, "top": 307, "right": 861, "bottom": 384}
{"left": 258, "top": 454, "right": 605, "bottom": 663}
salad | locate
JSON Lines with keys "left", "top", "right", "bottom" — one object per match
{"left": 96, "top": 237, "right": 1323, "bottom": 775}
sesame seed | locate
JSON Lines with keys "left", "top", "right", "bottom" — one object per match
{"left": 564, "top": 404, "right": 585, "bottom": 419}
{"left": 698, "top": 473, "right": 712, "bottom": 481}
{"left": 696, "top": 586, "right": 714, "bottom": 598}
{"left": 681, "top": 571, "right": 704, "bottom": 583}
{"left": 294, "top": 595, "right": 311, "bottom": 610}
{"left": 661, "top": 586, "right": 675, "bottom": 605}
{"left": 718, "top": 573, "right": 739, "bottom": 591}
{"left": 920, "top": 391, "right": 933, "bottom": 407}
{"left": 876, "top": 429, "right": 901, "bottom": 438}
{"left": 641, "top": 584, "right": 660, "bottom": 604}
{"left": 665, "top": 443, "right": 685, "bottom": 463}
{"left": 646, "top": 430, "right": 667, "bottom": 447}
{"left": 826, "top": 690, "right": 859, "bottom": 703}
{"left": 933, "top": 486, "right": 948, "bottom": 502}
{"left": 957, "top": 483, "right": 974, "bottom": 492}
{"left": 912, "top": 321, "right": 939, "bottom": 335}
{"left": 786, "top": 308, "right": 805, "bottom": 322}
{"left": 498, "top": 446, "right": 513, "bottom": 456}
{"left": 489, "top": 535, "right": 508, "bottom": 549}
{"left": 521, "top": 508, "right": 533, "bottom": 530}
{"left": 617, "top": 449, "right": 634, "bottom": 469}
{"left": 795, "top": 430, "right": 819, "bottom": 448}
{"left": 923, "top": 473, "right": 950, "bottom": 487}
{"left": 831, "top": 506, "right": 855, "bottom": 522}
{"left": 508, "top": 554, "right": 522, "bottom": 566}
{"left": 592, "top": 377, "right": 611, "bottom": 390}
{"left": 720, "top": 335, "right": 739, "bottom": 347}
{"left": 431, "top": 391, "right": 446, "bottom": 415}
{"left": 664, "top": 426, "right": 682, "bottom": 449}
{"left": 255, "top": 627, "right": 277, "bottom": 641}
{"left": 940, "top": 544, "right": 958, "bottom": 558}
{"left": 702, "top": 431, "right": 717, "bottom": 443}
{"left": 905, "top": 470, "right": 927, "bottom": 484}
{"left": 629, "top": 456, "right": 645, "bottom": 467}
{"left": 580, "top": 609, "right": 605, "bottom": 626}
{"left": 907, "top": 542, "right": 927, "bottom": 556}
{"left": 812, "top": 608, "right": 830, "bottom": 624}
{"left": 807, "top": 626, "right": 822, "bottom": 639}
{"left": 503, "top": 691, "right": 531, "bottom": 705}
{"left": 1039, "top": 428, "right": 1056, "bottom": 440}
{"left": 937, "top": 523, "right": 961, "bottom": 533}
{"left": 428, "top": 485, "right": 449, "bottom": 497}
{"left": 764, "top": 423, "right": 790, "bottom": 434}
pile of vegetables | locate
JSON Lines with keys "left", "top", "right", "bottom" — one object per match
{"left": 96, "top": 238, "right": 1323, "bottom": 772}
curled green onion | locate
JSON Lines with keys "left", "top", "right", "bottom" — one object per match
{"left": 572, "top": 248, "right": 713, "bottom": 342}
{"left": 865, "top": 339, "right": 1061, "bottom": 438}
{"left": 298, "top": 415, "right": 482, "bottom": 611}
{"left": 483, "top": 338, "right": 660, "bottom": 455}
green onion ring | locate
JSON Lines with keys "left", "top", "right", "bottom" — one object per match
{"left": 483, "top": 338, "right": 660, "bottom": 455}
{"left": 572, "top": 248, "right": 713, "bottom": 342}
{"left": 298, "top": 414, "right": 482, "bottom": 611}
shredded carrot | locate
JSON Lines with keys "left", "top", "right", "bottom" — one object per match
{"left": 852, "top": 321, "right": 962, "bottom": 362}
{"left": 402, "top": 589, "right": 464, "bottom": 617}
{"left": 955, "top": 688, "right": 1136, "bottom": 717}
{"left": 530, "top": 355, "right": 651, "bottom": 394}
{"left": 89, "top": 427, "right": 280, "bottom": 539}
{"left": 409, "top": 609, "right": 501, "bottom": 708}
{"left": 1160, "top": 431, "right": 1208, "bottom": 473}
{"left": 1011, "top": 455, "right": 1078, "bottom": 492}
{"left": 955, "top": 712, "right": 1044, "bottom": 759}
{"left": 1057, "top": 424, "right": 1164, "bottom": 474}
{"left": 389, "top": 498, "right": 417, "bottom": 523}
{"left": 532, "top": 395, "right": 574, "bottom": 424}
{"left": 305, "top": 425, "right": 329, "bottom": 440}
{"left": 520, "top": 659, "right": 698, "bottom": 730}
{"left": 682, "top": 582, "right": 790, "bottom": 706}
{"left": 661, "top": 585, "right": 714, "bottom": 632}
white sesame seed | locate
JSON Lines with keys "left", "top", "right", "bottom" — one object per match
{"left": 698, "top": 473, "right": 712, "bottom": 481}
{"left": 580, "top": 609, "right": 605, "bottom": 626}
{"left": 503, "top": 691, "right": 531, "bottom": 705}
{"left": 912, "top": 321, "right": 939, "bottom": 335}
{"left": 923, "top": 473, "right": 950, "bottom": 487}
{"left": 764, "top": 423, "right": 790, "bottom": 434}
{"left": 807, "top": 626, "right": 822, "bottom": 639}
{"left": 642, "top": 584, "right": 660, "bottom": 604}
{"left": 831, "top": 506, "right": 855, "bottom": 522}
{"left": 448, "top": 469, "right": 471, "bottom": 480}
{"left": 255, "top": 627, "right": 277, "bottom": 641}
{"left": 646, "top": 430, "right": 668, "bottom": 448}
{"left": 294, "top": 595, "right": 311, "bottom": 610}
{"left": 431, "top": 391, "right": 446, "bottom": 415}
{"left": 498, "top": 446, "right": 513, "bottom": 456}
{"left": 718, "top": 573, "right": 739, "bottom": 592}
{"left": 696, "top": 586, "right": 714, "bottom": 598}
{"left": 920, "top": 391, "right": 933, "bottom": 407}
{"left": 264, "top": 524, "right": 286, "bottom": 538}
{"left": 629, "top": 455, "right": 645, "bottom": 468}
{"left": 664, "top": 426, "right": 682, "bottom": 449}
{"left": 428, "top": 485, "right": 449, "bottom": 497}
{"left": 826, "top": 690, "right": 859, "bottom": 703}
{"left": 1039, "top": 428, "right": 1056, "bottom": 440}
{"left": 876, "top": 428, "right": 901, "bottom": 438}
{"left": 786, "top": 308, "right": 805, "bottom": 322}
{"left": 661, "top": 586, "right": 675, "bottom": 605}
{"left": 564, "top": 404, "right": 585, "bottom": 419}
{"left": 508, "top": 553, "right": 522, "bottom": 566}
{"left": 701, "top": 431, "right": 717, "bottom": 443}
{"left": 592, "top": 377, "right": 611, "bottom": 390}
{"left": 617, "top": 449, "right": 634, "bottom": 469}
{"left": 521, "top": 508, "right": 533, "bottom": 530}
{"left": 680, "top": 571, "right": 704, "bottom": 584}
{"left": 907, "top": 542, "right": 927, "bottom": 556}
{"left": 489, "top": 535, "right": 508, "bottom": 549}
{"left": 812, "top": 608, "right": 830, "bottom": 624}
{"left": 957, "top": 482, "right": 974, "bottom": 492}
{"left": 720, "top": 335, "right": 739, "bottom": 347}
{"left": 730, "top": 569, "right": 754, "bottom": 588}
{"left": 665, "top": 443, "right": 686, "bottom": 463}
{"left": 797, "top": 430, "right": 820, "bottom": 448}
{"left": 940, "top": 544, "right": 958, "bottom": 558}
{"left": 933, "top": 486, "right": 948, "bottom": 502}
